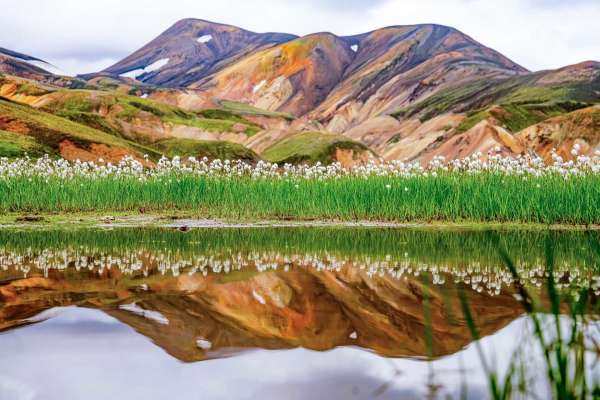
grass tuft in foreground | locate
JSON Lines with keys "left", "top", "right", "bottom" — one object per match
{"left": 453, "top": 233, "right": 600, "bottom": 399}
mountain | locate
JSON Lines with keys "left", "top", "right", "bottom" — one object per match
{"left": 0, "top": 260, "right": 524, "bottom": 362}
{"left": 310, "top": 24, "right": 527, "bottom": 130}
{"left": 1, "top": 19, "right": 599, "bottom": 163}
{"left": 193, "top": 32, "right": 356, "bottom": 117}
{"left": 97, "top": 21, "right": 526, "bottom": 120}
{"left": 92, "top": 19, "right": 297, "bottom": 87}
{"left": 0, "top": 75, "right": 252, "bottom": 162}
{"left": 381, "top": 61, "right": 600, "bottom": 161}
{"left": 0, "top": 47, "right": 63, "bottom": 79}
{"left": 0, "top": 75, "right": 371, "bottom": 165}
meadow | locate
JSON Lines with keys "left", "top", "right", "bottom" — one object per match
{"left": 1, "top": 148, "right": 600, "bottom": 224}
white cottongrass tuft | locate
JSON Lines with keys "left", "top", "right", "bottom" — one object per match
{"left": 2, "top": 147, "right": 600, "bottom": 183}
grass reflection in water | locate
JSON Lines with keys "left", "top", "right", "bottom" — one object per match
{"left": 1, "top": 227, "right": 600, "bottom": 398}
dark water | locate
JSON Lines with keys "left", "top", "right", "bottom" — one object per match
{"left": 0, "top": 227, "right": 599, "bottom": 399}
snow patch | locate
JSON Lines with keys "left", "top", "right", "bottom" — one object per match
{"left": 350, "top": 45, "right": 359, "bottom": 53}
{"left": 120, "top": 58, "right": 170, "bottom": 79}
{"left": 196, "top": 338, "right": 212, "bottom": 350}
{"left": 4, "top": 53, "right": 68, "bottom": 76}
{"left": 253, "top": 79, "right": 266, "bottom": 93}
{"left": 25, "top": 306, "right": 72, "bottom": 323}
{"left": 145, "top": 58, "right": 170, "bottom": 72}
{"left": 120, "top": 69, "right": 145, "bottom": 79}
{"left": 197, "top": 34, "right": 213, "bottom": 44}
{"left": 252, "top": 290, "right": 266, "bottom": 305}
{"left": 119, "top": 303, "right": 169, "bottom": 325}
{"left": 27, "top": 60, "right": 67, "bottom": 76}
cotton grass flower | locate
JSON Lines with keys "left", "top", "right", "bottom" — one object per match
{"left": 3, "top": 149, "right": 600, "bottom": 182}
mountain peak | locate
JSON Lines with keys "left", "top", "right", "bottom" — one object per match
{"left": 99, "top": 18, "right": 297, "bottom": 87}
{"left": 0, "top": 47, "right": 66, "bottom": 78}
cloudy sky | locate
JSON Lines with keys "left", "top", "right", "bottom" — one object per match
{"left": 1, "top": 0, "right": 599, "bottom": 75}
{"left": 0, "top": 307, "right": 527, "bottom": 399}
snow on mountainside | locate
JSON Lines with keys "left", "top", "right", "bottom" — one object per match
{"left": 0, "top": 47, "right": 68, "bottom": 77}
{"left": 94, "top": 18, "right": 297, "bottom": 87}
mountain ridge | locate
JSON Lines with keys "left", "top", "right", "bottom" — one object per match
{"left": 0, "top": 18, "right": 599, "bottom": 164}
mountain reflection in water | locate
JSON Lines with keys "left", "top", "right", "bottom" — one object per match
{"left": 0, "top": 227, "right": 599, "bottom": 399}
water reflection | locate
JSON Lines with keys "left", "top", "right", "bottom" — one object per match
{"left": 0, "top": 227, "right": 599, "bottom": 399}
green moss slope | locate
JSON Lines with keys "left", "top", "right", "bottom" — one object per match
{"left": 262, "top": 131, "right": 372, "bottom": 164}
{"left": 151, "top": 138, "right": 259, "bottom": 161}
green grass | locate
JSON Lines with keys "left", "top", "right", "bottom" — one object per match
{"left": 0, "top": 130, "right": 53, "bottom": 158}
{"left": 14, "top": 83, "right": 53, "bottom": 97}
{"left": 392, "top": 78, "right": 500, "bottom": 121}
{"left": 455, "top": 102, "right": 589, "bottom": 133}
{"left": 40, "top": 91, "right": 263, "bottom": 137}
{"left": 392, "top": 71, "right": 600, "bottom": 124}
{"left": 499, "top": 85, "right": 570, "bottom": 104}
{"left": 195, "top": 109, "right": 263, "bottom": 136}
{"left": 107, "top": 97, "right": 263, "bottom": 136}
{"left": 151, "top": 138, "right": 259, "bottom": 161}
{"left": 262, "top": 131, "right": 373, "bottom": 164}
{"left": 0, "top": 98, "right": 161, "bottom": 159}
{"left": 54, "top": 110, "right": 126, "bottom": 138}
{"left": 457, "top": 234, "right": 600, "bottom": 399}
{"left": 219, "top": 100, "right": 295, "bottom": 121}
{"left": 2, "top": 173, "right": 600, "bottom": 224}
{"left": 167, "top": 116, "right": 261, "bottom": 136}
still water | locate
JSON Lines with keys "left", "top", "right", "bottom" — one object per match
{"left": 0, "top": 227, "right": 599, "bottom": 399}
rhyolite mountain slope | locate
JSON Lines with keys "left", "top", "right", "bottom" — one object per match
{"left": 192, "top": 32, "right": 357, "bottom": 117}
{"left": 381, "top": 61, "right": 600, "bottom": 162}
{"left": 92, "top": 19, "right": 599, "bottom": 162}
{"left": 1, "top": 19, "right": 599, "bottom": 163}
{"left": 93, "top": 19, "right": 297, "bottom": 87}
{"left": 98, "top": 20, "right": 527, "bottom": 120}
{"left": 0, "top": 47, "right": 96, "bottom": 89}
{"left": 0, "top": 47, "right": 63, "bottom": 79}
{"left": 310, "top": 24, "right": 527, "bottom": 131}
{"left": 0, "top": 74, "right": 372, "bottom": 165}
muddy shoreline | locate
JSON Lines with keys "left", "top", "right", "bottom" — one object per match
{"left": 1, "top": 212, "right": 599, "bottom": 231}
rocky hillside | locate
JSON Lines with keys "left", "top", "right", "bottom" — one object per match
{"left": 381, "top": 61, "right": 600, "bottom": 162}
{"left": 0, "top": 47, "right": 62, "bottom": 78}
{"left": 0, "top": 75, "right": 369, "bottom": 164}
{"left": 98, "top": 21, "right": 526, "bottom": 121}
{"left": 91, "top": 19, "right": 297, "bottom": 87}
{"left": 1, "top": 19, "right": 599, "bottom": 163}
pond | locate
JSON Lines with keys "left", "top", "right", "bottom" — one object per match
{"left": 0, "top": 227, "right": 599, "bottom": 399}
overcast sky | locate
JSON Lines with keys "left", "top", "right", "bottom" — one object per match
{"left": 1, "top": 0, "right": 599, "bottom": 75}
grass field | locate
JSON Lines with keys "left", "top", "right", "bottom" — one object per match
{"left": 1, "top": 171, "right": 600, "bottom": 224}
{"left": 2, "top": 150, "right": 600, "bottom": 224}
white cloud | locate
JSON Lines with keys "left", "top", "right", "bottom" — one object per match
{"left": 0, "top": 0, "right": 598, "bottom": 75}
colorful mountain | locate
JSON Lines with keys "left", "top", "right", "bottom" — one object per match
{"left": 90, "top": 19, "right": 297, "bottom": 87}
{"left": 0, "top": 47, "right": 63, "bottom": 78}
{"left": 1, "top": 19, "right": 599, "bottom": 163}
